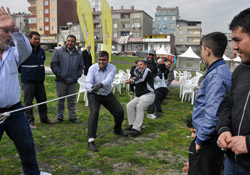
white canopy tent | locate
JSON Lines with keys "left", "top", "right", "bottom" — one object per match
{"left": 223, "top": 55, "right": 232, "bottom": 71}
{"left": 177, "top": 47, "right": 200, "bottom": 71}
{"left": 156, "top": 45, "right": 173, "bottom": 57}
{"left": 231, "top": 56, "right": 242, "bottom": 71}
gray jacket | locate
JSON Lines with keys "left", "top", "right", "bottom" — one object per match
{"left": 167, "top": 65, "right": 175, "bottom": 81}
{"left": 51, "top": 46, "right": 83, "bottom": 83}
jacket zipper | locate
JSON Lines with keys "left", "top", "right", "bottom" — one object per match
{"left": 235, "top": 90, "right": 250, "bottom": 161}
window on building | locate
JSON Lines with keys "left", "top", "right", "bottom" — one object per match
{"left": 29, "top": 18, "right": 37, "bottom": 24}
{"left": 51, "top": 0, "right": 55, "bottom": 5}
{"left": 113, "top": 23, "right": 118, "bottom": 28}
{"left": 133, "top": 13, "right": 140, "bottom": 18}
{"left": 45, "top": 17, "right": 49, "bottom": 22}
{"left": 133, "top": 23, "right": 141, "bottom": 28}
{"left": 123, "top": 23, "right": 130, "bottom": 28}
{"left": 52, "top": 26, "right": 56, "bottom": 31}
{"left": 38, "top": 1, "right": 42, "bottom": 6}
{"left": 45, "top": 9, "right": 49, "bottom": 14}
{"left": 39, "top": 10, "right": 42, "bottom": 15}
{"left": 51, "top": 17, "right": 55, "bottom": 22}
{"left": 169, "top": 23, "right": 175, "bottom": 28}
{"left": 112, "top": 14, "right": 119, "bottom": 19}
{"left": 156, "top": 16, "right": 161, "bottom": 21}
{"left": 113, "top": 32, "right": 117, "bottom": 38}
{"left": 45, "top": 26, "right": 49, "bottom": 31}
{"left": 39, "top": 18, "right": 42, "bottom": 23}
{"left": 51, "top": 9, "right": 55, "bottom": 14}
{"left": 39, "top": 26, "right": 42, "bottom": 31}
{"left": 121, "top": 14, "right": 129, "bottom": 19}
{"left": 179, "top": 30, "right": 184, "bottom": 34}
{"left": 157, "top": 24, "right": 161, "bottom": 29}
{"left": 179, "top": 38, "right": 184, "bottom": 42}
{"left": 172, "top": 16, "right": 176, "bottom": 20}
{"left": 164, "top": 16, "right": 167, "bottom": 21}
{"left": 188, "top": 30, "right": 194, "bottom": 34}
{"left": 44, "top": 0, "right": 48, "bottom": 6}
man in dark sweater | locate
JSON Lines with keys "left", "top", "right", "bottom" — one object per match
{"left": 125, "top": 60, "right": 155, "bottom": 136}
{"left": 217, "top": 8, "right": 250, "bottom": 174}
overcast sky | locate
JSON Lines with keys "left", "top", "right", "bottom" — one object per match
{"left": 2, "top": 0, "right": 250, "bottom": 34}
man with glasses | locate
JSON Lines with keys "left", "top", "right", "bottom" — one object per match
{"left": 85, "top": 51, "right": 127, "bottom": 152}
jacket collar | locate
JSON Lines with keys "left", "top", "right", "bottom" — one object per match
{"left": 203, "top": 59, "right": 226, "bottom": 79}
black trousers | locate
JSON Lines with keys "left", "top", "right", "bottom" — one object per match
{"left": 188, "top": 137, "right": 224, "bottom": 175}
{"left": 22, "top": 82, "right": 49, "bottom": 124}
{"left": 87, "top": 92, "right": 124, "bottom": 138}
{"left": 148, "top": 87, "right": 168, "bottom": 114}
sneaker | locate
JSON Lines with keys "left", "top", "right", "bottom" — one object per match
{"left": 127, "top": 129, "right": 140, "bottom": 137}
{"left": 55, "top": 118, "right": 63, "bottom": 123}
{"left": 69, "top": 118, "right": 79, "bottom": 124}
{"left": 147, "top": 114, "right": 157, "bottom": 119}
{"left": 30, "top": 123, "right": 37, "bottom": 129}
{"left": 125, "top": 125, "right": 133, "bottom": 131}
{"left": 40, "top": 171, "right": 52, "bottom": 175}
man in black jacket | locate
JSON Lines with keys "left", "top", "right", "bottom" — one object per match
{"left": 20, "top": 31, "right": 52, "bottom": 129}
{"left": 217, "top": 8, "right": 250, "bottom": 174}
{"left": 82, "top": 45, "right": 92, "bottom": 75}
{"left": 125, "top": 60, "right": 155, "bottom": 136}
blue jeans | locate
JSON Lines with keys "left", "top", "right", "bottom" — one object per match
{"left": 0, "top": 104, "right": 40, "bottom": 175}
{"left": 224, "top": 155, "right": 250, "bottom": 175}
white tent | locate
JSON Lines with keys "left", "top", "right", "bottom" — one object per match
{"left": 223, "top": 55, "right": 232, "bottom": 71}
{"left": 231, "top": 56, "right": 242, "bottom": 71}
{"left": 156, "top": 45, "right": 173, "bottom": 56}
{"left": 177, "top": 47, "right": 200, "bottom": 71}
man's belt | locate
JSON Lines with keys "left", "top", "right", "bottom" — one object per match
{"left": 0, "top": 102, "right": 21, "bottom": 112}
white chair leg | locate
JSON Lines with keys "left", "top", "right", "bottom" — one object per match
{"left": 77, "top": 91, "right": 81, "bottom": 103}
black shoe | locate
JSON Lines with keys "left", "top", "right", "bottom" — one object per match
{"left": 114, "top": 129, "right": 128, "bottom": 137}
{"left": 128, "top": 129, "right": 140, "bottom": 137}
{"left": 125, "top": 125, "right": 133, "bottom": 131}
{"left": 156, "top": 112, "right": 163, "bottom": 118}
{"left": 41, "top": 118, "right": 53, "bottom": 124}
{"left": 88, "top": 141, "right": 98, "bottom": 152}
{"left": 69, "top": 118, "right": 79, "bottom": 124}
{"left": 55, "top": 118, "right": 63, "bottom": 123}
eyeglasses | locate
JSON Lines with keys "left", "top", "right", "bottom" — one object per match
{"left": 98, "top": 59, "right": 107, "bottom": 61}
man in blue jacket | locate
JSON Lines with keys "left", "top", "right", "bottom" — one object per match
{"left": 20, "top": 31, "right": 52, "bottom": 129}
{"left": 190, "top": 32, "right": 232, "bottom": 175}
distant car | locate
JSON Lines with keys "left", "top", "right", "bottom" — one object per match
{"left": 112, "top": 49, "right": 120, "bottom": 55}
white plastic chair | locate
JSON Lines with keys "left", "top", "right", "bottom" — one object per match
{"left": 180, "top": 77, "right": 196, "bottom": 105}
{"left": 76, "top": 74, "right": 88, "bottom": 106}
{"left": 112, "top": 74, "right": 122, "bottom": 94}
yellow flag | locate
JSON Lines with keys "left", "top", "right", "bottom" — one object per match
{"left": 77, "top": 0, "right": 95, "bottom": 63}
{"left": 101, "top": 0, "right": 112, "bottom": 61}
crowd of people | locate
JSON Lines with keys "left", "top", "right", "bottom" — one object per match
{"left": 1, "top": 5, "right": 250, "bottom": 175}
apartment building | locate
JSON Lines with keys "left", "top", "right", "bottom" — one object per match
{"left": 175, "top": 20, "right": 202, "bottom": 54}
{"left": 154, "top": 6, "right": 179, "bottom": 35}
{"left": 27, "top": 0, "right": 78, "bottom": 48}
{"left": 12, "top": 12, "right": 29, "bottom": 35}
{"left": 93, "top": 6, "right": 153, "bottom": 54}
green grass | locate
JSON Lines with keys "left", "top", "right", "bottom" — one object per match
{"left": 0, "top": 53, "right": 195, "bottom": 175}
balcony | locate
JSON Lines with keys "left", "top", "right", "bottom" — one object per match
{"left": 28, "top": 6, "right": 36, "bottom": 12}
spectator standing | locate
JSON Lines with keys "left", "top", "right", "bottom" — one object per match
{"left": 82, "top": 45, "right": 92, "bottom": 76}
{"left": 51, "top": 35, "right": 83, "bottom": 124}
{"left": 190, "top": 32, "right": 231, "bottom": 175}
{"left": 20, "top": 31, "right": 52, "bottom": 129}
{"left": 217, "top": 8, "right": 250, "bottom": 174}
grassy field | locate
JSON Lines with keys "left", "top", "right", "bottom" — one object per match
{"left": 0, "top": 53, "right": 194, "bottom": 175}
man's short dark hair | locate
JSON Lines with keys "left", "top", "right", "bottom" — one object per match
{"left": 165, "top": 60, "right": 172, "bottom": 64}
{"left": 229, "top": 8, "right": 250, "bottom": 35}
{"left": 201, "top": 32, "right": 227, "bottom": 58}
{"left": 99, "top": 50, "right": 109, "bottom": 60}
{"left": 187, "top": 118, "right": 194, "bottom": 128}
{"left": 29, "top": 31, "right": 40, "bottom": 39}
{"left": 67, "top": 34, "right": 76, "bottom": 42}
{"left": 137, "top": 60, "right": 147, "bottom": 65}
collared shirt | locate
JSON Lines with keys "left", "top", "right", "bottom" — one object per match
{"left": 0, "top": 31, "right": 32, "bottom": 108}
{"left": 85, "top": 63, "right": 116, "bottom": 96}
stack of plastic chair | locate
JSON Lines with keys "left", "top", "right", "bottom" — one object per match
{"left": 181, "top": 77, "right": 196, "bottom": 104}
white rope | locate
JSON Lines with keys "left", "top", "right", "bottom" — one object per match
{"left": 0, "top": 90, "right": 87, "bottom": 124}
